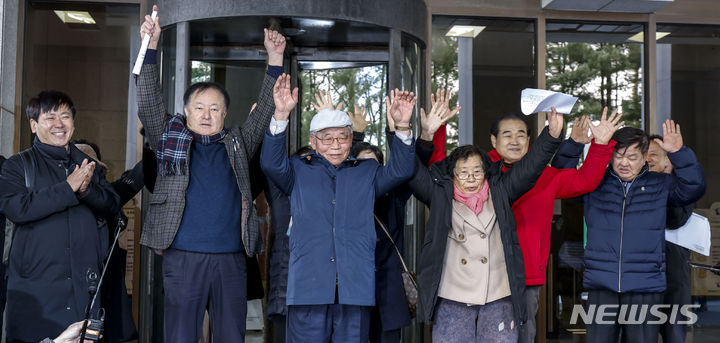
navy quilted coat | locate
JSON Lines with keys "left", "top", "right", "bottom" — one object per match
{"left": 582, "top": 146, "right": 705, "bottom": 293}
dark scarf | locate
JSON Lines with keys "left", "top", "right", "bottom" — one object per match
{"left": 34, "top": 137, "right": 73, "bottom": 167}
{"left": 157, "top": 115, "right": 227, "bottom": 176}
{"left": 488, "top": 149, "right": 515, "bottom": 172}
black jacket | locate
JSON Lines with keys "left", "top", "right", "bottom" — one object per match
{"left": 0, "top": 139, "right": 120, "bottom": 341}
{"left": 372, "top": 132, "right": 435, "bottom": 330}
{"left": 407, "top": 128, "right": 561, "bottom": 324}
{"left": 101, "top": 161, "right": 145, "bottom": 343}
{"left": 265, "top": 177, "right": 291, "bottom": 320}
{"left": 664, "top": 203, "right": 694, "bottom": 305}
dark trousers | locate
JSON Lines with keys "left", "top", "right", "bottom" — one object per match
{"left": 1, "top": 273, "right": 6, "bottom": 341}
{"left": 162, "top": 249, "right": 247, "bottom": 343}
{"left": 271, "top": 317, "right": 287, "bottom": 343}
{"left": 369, "top": 305, "right": 401, "bottom": 343}
{"left": 369, "top": 328, "right": 400, "bottom": 343}
{"left": 586, "top": 289, "right": 663, "bottom": 343}
{"left": 519, "top": 285, "right": 542, "bottom": 343}
{"left": 660, "top": 321, "right": 688, "bottom": 343}
{"left": 286, "top": 304, "right": 372, "bottom": 343}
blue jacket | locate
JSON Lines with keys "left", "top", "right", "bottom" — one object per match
{"left": 260, "top": 130, "right": 415, "bottom": 306}
{"left": 583, "top": 146, "right": 705, "bottom": 293}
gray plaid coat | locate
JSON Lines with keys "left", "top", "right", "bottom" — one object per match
{"left": 135, "top": 63, "right": 276, "bottom": 255}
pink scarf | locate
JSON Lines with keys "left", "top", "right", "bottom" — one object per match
{"left": 453, "top": 180, "right": 490, "bottom": 215}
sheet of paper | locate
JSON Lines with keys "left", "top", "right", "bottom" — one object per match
{"left": 521, "top": 88, "right": 578, "bottom": 115}
{"left": 666, "top": 213, "right": 712, "bottom": 256}
{"left": 132, "top": 9, "right": 158, "bottom": 75}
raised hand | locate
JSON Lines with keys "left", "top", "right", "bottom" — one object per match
{"left": 654, "top": 119, "right": 683, "bottom": 153}
{"left": 140, "top": 5, "right": 160, "bottom": 50}
{"left": 311, "top": 90, "right": 344, "bottom": 112}
{"left": 547, "top": 107, "right": 564, "bottom": 139}
{"left": 420, "top": 89, "right": 460, "bottom": 141}
{"left": 385, "top": 91, "right": 397, "bottom": 132}
{"left": 273, "top": 74, "right": 298, "bottom": 121}
{"left": 388, "top": 89, "right": 416, "bottom": 134}
{"left": 385, "top": 89, "right": 409, "bottom": 132}
{"left": 570, "top": 115, "right": 591, "bottom": 144}
{"left": 264, "top": 29, "right": 286, "bottom": 67}
{"left": 588, "top": 107, "right": 623, "bottom": 145}
{"left": 348, "top": 104, "right": 369, "bottom": 133}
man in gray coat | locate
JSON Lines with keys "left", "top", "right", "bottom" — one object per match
{"left": 137, "top": 9, "right": 289, "bottom": 341}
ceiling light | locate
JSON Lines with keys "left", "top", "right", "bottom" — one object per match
{"left": 627, "top": 32, "right": 670, "bottom": 43}
{"left": 446, "top": 25, "right": 486, "bottom": 38}
{"left": 54, "top": 11, "right": 96, "bottom": 25}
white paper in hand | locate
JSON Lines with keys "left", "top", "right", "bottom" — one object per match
{"left": 665, "top": 213, "right": 712, "bottom": 256}
{"left": 521, "top": 88, "right": 578, "bottom": 115}
{"left": 132, "top": 9, "right": 158, "bottom": 75}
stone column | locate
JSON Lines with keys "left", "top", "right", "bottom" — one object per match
{"left": 0, "top": 0, "right": 19, "bottom": 157}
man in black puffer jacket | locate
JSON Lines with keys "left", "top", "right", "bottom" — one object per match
{"left": 647, "top": 134, "right": 694, "bottom": 343}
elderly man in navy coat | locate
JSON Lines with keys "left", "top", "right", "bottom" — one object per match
{"left": 261, "top": 89, "right": 417, "bottom": 342}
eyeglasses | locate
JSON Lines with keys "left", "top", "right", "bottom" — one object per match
{"left": 315, "top": 135, "right": 351, "bottom": 146}
{"left": 454, "top": 171, "right": 484, "bottom": 180}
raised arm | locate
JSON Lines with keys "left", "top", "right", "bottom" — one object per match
{"left": 406, "top": 157, "right": 434, "bottom": 206}
{"left": 374, "top": 134, "right": 416, "bottom": 196}
{"left": 551, "top": 114, "right": 591, "bottom": 169}
{"left": 419, "top": 89, "right": 460, "bottom": 142}
{"left": 418, "top": 88, "right": 459, "bottom": 165}
{"left": 349, "top": 103, "right": 368, "bottom": 147}
{"left": 136, "top": 7, "right": 171, "bottom": 152}
{"left": 240, "top": 29, "right": 285, "bottom": 156}
{"left": 655, "top": 120, "right": 706, "bottom": 207}
{"left": 555, "top": 109, "right": 622, "bottom": 198}
{"left": 259, "top": 74, "right": 299, "bottom": 195}
{"left": 374, "top": 90, "right": 416, "bottom": 195}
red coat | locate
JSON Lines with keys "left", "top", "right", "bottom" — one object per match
{"left": 489, "top": 140, "right": 616, "bottom": 286}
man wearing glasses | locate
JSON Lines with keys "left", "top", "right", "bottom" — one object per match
{"left": 260, "top": 91, "right": 416, "bottom": 342}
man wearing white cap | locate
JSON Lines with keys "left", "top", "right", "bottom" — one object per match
{"left": 261, "top": 90, "right": 417, "bottom": 342}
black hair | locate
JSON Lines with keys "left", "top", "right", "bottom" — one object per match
{"left": 183, "top": 82, "right": 231, "bottom": 110}
{"left": 612, "top": 127, "right": 649, "bottom": 155}
{"left": 26, "top": 90, "right": 76, "bottom": 121}
{"left": 446, "top": 145, "right": 489, "bottom": 176}
{"left": 350, "top": 142, "right": 385, "bottom": 165}
{"left": 648, "top": 134, "right": 663, "bottom": 141}
{"left": 490, "top": 113, "right": 529, "bottom": 137}
{"left": 293, "top": 146, "right": 313, "bottom": 157}
{"left": 70, "top": 139, "right": 102, "bottom": 161}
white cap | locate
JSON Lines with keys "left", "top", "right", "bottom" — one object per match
{"left": 309, "top": 109, "right": 352, "bottom": 134}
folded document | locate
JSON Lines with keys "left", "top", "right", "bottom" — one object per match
{"left": 521, "top": 88, "right": 578, "bottom": 115}
{"left": 665, "top": 213, "right": 711, "bottom": 256}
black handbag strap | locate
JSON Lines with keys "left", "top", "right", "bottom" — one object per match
{"left": 18, "top": 148, "right": 36, "bottom": 188}
{"left": 373, "top": 214, "right": 413, "bottom": 275}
